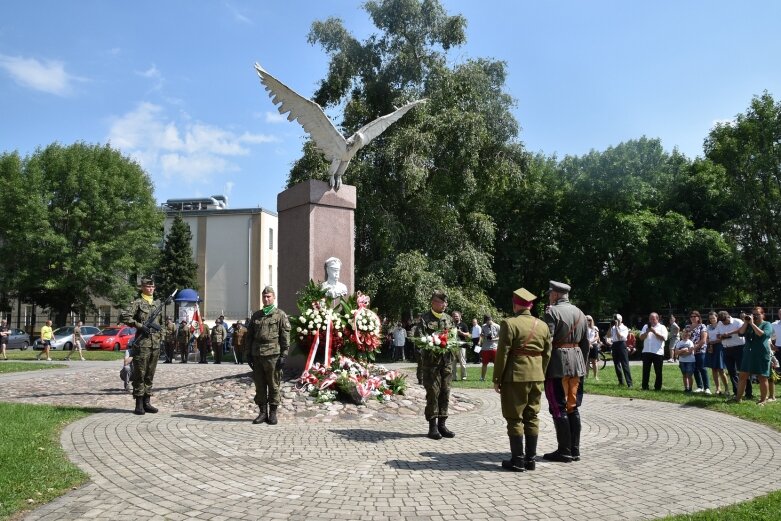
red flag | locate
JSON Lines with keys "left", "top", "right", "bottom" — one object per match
{"left": 191, "top": 303, "right": 204, "bottom": 335}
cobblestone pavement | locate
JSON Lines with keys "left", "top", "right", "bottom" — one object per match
{"left": 3, "top": 361, "right": 781, "bottom": 520}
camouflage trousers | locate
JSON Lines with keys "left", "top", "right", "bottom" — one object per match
{"left": 420, "top": 351, "right": 453, "bottom": 420}
{"left": 252, "top": 355, "right": 281, "bottom": 406}
{"left": 131, "top": 345, "right": 160, "bottom": 398}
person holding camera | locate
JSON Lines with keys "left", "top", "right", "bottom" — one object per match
{"left": 732, "top": 307, "right": 773, "bottom": 405}
{"left": 639, "top": 312, "right": 668, "bottom": 391}
{"left": 606, "top": 313, "right": 632, "bottom": 388}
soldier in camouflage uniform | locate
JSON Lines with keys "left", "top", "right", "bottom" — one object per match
{"left": 542, "top": 280, "right": 590, "bottom": 463}
{"left": 246, "top": 286, "right": 290, "bottom": 425}
{"left": 414, "top": 289, "right": 456, "bottom": 440}
{"left": 163, "top": 317, "right": 176, "bottom": 363}
{"left": 119, "top": 277, "right": 164, "bottom": 415}
{"left": 177, "top": 320, "right": 191, "bottom": 363}
{"left": 493, "top": 288, "right": 552, "bottom": 472}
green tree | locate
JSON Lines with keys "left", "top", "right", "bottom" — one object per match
{"left": 704, "top": 91, "right": 781, "bottom": 302}
{"left": 0, "top": 142, "right": 163, "bottom": 324}
{"left": 289, "top": 0, "right": 519, "bottom": 321}
{"left": 156, "top": 214, "right": 198, "bottom": 299}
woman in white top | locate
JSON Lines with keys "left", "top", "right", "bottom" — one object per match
{"left": 606, "top": 313, "right": 632, "bottom": 388}
{"left": 585, "top": 315, "right": 601, "bottom": 380}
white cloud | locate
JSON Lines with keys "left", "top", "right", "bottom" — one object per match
{"left": 107, "top": 102, "right": 279, "bottom": 186}
{"left": 137, "top": 65, "right": 161, "bottom": 79}
{"left": 0, "top": 53, "right": 81, "bottom": 95}
{"left": 265, "top": 111, "right": 287, "bottom": 123}
{"left": 224, "top": 2, "right": 253, "bottom": 24}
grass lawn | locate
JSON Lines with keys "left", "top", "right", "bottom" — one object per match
{"left": 0, "top": 403, "right": 92, "bottom": 520}
{"left": 2, "top": 350, "right": 124, "bottom": 362}
{"left": 0, "top": 362, "right": 66, "bottom": 374}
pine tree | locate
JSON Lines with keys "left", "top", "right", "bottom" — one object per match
{"left": 157, "top": 214, "right": 198, "bottom": 299}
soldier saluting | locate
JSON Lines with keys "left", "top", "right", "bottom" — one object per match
{"left": 246, "top": 286, "right": 290, "bottom": 425}
{"left": 120, "top": 276, "right": 164, "bottom": 416}
{"left": 542, "top": 280, "right": 590, "bottom": 462}
{"left": 493, "top": 288, "right": 552, "bottom": 472}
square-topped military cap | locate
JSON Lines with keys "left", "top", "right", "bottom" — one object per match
{"left": 431, "top": 289, "right": 448, "bottom": 301}
{"left": 513, "top": 287, "right": 537, "bottom": 302}
{"left": 546, "top": 280, "right": 571, "bottom": 294}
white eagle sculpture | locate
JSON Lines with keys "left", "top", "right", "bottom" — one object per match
{"left": 255, "top": 63, "right": 426, "bottom": 190}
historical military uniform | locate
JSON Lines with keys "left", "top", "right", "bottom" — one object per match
{"left": 119, "top": 276, "right": 164, "bottom": 415}
{"left": 232, "top": 321, "right": 247, "bottom": 364}
{"left": 198, "top": 322, "right": 210, "bottom": 363}
{"left": 164, "top": 318, "right": 176, "bottom": 363}
{"left": 414, "top": 290, "right": 456, "bottom": 440}
{"left": 177, "top": 322, "right": 191, "bottom": 363}
{"left": 494, "top": 288, "right": 552, "bottom": 471}
{"left": 246, "top": 286, "right": 290, "bottom": 425}
{"left": 211, "top": 320, "right": 226, "bottom": 364}
{"left": 542, "top": 281, "right": 589, "bottom": 462}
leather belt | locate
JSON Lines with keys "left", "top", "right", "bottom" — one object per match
{"left": 510, "top": 348, "right": 542, "bottom": 357}
{"left": 554, "top": 343, "right": 579, "bottom": 349}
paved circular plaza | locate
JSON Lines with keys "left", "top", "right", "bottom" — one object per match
{"left": 3, "top": 362, "right": 780, "bottom": 520}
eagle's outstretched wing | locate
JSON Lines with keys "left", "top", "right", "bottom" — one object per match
{"left": 353, "top": 99, "right": 427, "bottom": 144}
{"left": 254, "top": 63, "right": 347, "bottom": 161}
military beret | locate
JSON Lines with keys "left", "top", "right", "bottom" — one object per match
{"left": 546, "top": 280, "right": 570, "bottom": 294}
{"left": 139, "top": 276, "right": 155, "bottom": 286}
{"left": 513, "top": 287, "right": 537, "bottom": 302}
{"left": 430, "top": 289, "right": 448, "bottom": 301}
{"left": 262, "top": 285, "right": 276, "bottom": 295}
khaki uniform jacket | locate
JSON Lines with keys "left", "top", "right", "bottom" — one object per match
{"left": 211, "top": 323, "right": 226, "bottom": 344}
{"left": 120, "top": 297, "right": 163, "bottom": 349}
{"left": 164, "top": 322, "right": 176, "bottom": 343}
{"left": 493, "top": 310, "right": 552, "bottom": 383}
{"left": 246, "top": 307, "right": 290, "bottom": 357}
{"left": 176, "top": 327, "right": 191, "bottom": 348}
{"left": 544, "top": 298, "right": 589, "bottom": 378}
{"left": 232, "top": 325, "right": 247, "bottom": 351}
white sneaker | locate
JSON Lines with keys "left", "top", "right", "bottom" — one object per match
{"left": 46, "top": 358, "right": 52, "bottom": 361}
{"left": 704, "top": 389, "right": 712, "bottom": 395}
{"left": 693, "top": 388, "right": 703, "bottom": 393}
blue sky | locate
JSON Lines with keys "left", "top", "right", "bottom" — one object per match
{"left": 2, "top": 1, "right": 780, "bottom": 212}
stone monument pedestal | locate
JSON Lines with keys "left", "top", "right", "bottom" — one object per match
{"left": 277, "top": 179, "right": 356, "bottom": 314}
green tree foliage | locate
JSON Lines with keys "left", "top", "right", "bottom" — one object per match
{"left": 156, "top": 214, "right": 198, "bottom": 299}
{"left": 705, "top": 91, "right": 781, "bottom": 302}
{"left": 0, "top": 142, "right": 163, "bottom": 323}
{"left": 289, "top": 0, "right": 519, "bottom": 321}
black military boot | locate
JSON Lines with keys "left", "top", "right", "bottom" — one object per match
{"left": 524, "top": 434, "right": 538, "bottom": 471}
{"left": 501, "top": 435, "right": 525, "bottom": 472}
{"left": 267, "top": 405, "right": 278, "bottom": 425}
{"left": 134, "top": 396, "right": 145, "bottom": 415}
{"left": 427, "top": 418, "right": 442, "bottom": 440}
{"left": 252, "top": 405, "right": 268, "bottom": 424}
{"left": 568, "top": 409, "right": 582, "bottom": 461}
{"left": 542, "top": 416, "right": 573, "bottom": 462}
{"left": 437, "top": 417, "right": 455, "bottom": 438}
{"left": 142, "top": 395, "right": 158, "bottom": 413}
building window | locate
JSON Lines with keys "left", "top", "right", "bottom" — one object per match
{"left": 98, "top": 306, "right": 111, "bottom": 326}
{"left": 269, "top": 228, "right": 274, "bottom": 250}
{"left": 268, "top": 265, "right": 273, "bottom": 288}
{"left": 23, "top": 305, "right": 33, "bottom": 327}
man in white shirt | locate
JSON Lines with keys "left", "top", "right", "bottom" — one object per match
{"left": 639, "top": 312, "right": 669, "bottom": 391}
{"left": 717, "top": 311, "right": 752, "bottom": 399}
{"left": 471, "top": 318, "right": 481, "bottom": 363}
{"left": 391, "top": 322, "right": 407, "bottom": 362}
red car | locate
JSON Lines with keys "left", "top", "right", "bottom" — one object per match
{"left": 86, "top": 326, "right": 137, "bottom": 351}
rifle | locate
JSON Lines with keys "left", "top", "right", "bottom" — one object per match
{"left": 137, "top": 289, "right": 178, "bottom": 338}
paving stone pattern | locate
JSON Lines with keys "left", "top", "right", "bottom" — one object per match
{"left": 2, "top": 361, "right": 780, "bottom": 520}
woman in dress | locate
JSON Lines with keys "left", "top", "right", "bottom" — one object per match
{"left": 585, "top": 315, "right": 601, "bottom": 380}
{"left": 733, "top": 306, "right": 773, "bottom": 405}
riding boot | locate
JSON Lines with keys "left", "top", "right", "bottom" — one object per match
{"left": 142, "top": 395, "right": 158, "bottom": 413}
{"left": 427, "top": 418, "right": 442, "bottom": 440}
{"left": 568, "top": 409, "right": 582, "bottom": 461}
{"left": 501, "top": 435, "right": 525, "bottom": 472}
{"left": 524, "top": 434, "right": 538, "bottom": 470}
{"left": 437, "top": 417, "right": 455, "bottom": 438}
{"left": 134, "top": 396, "right": 145, "bottom": 415}
{"left": 542, "top": 416, "right": 572, "bottom": 462}
{"left": 267, "top": 405, "right": 278, "bottom": 425}
{"left": 252, "top": 404, "right": 268, "bottom": 424}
